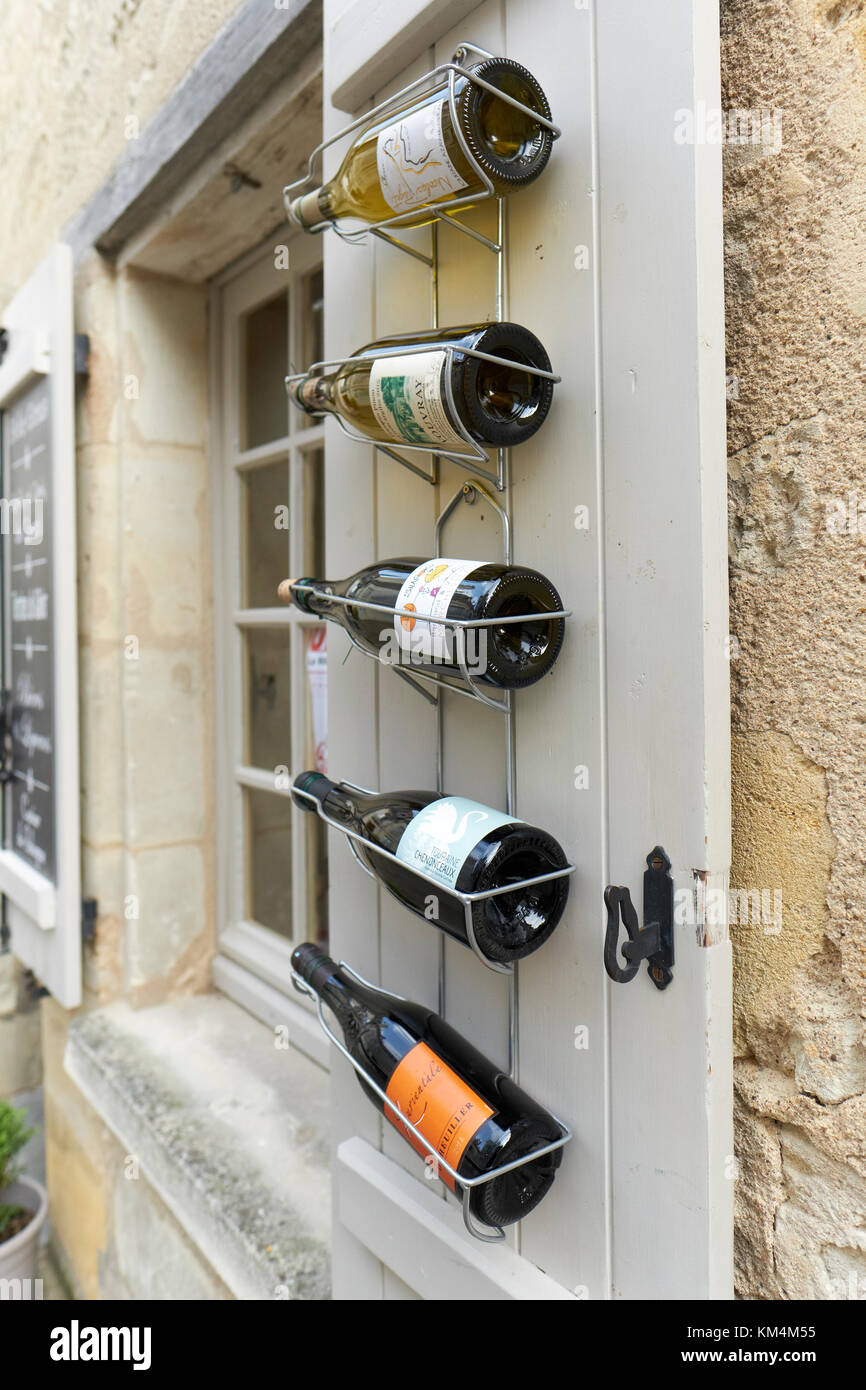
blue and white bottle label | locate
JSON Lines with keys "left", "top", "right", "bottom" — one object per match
{"left": 395, "top": 796, "right": 517, "bottom": 890}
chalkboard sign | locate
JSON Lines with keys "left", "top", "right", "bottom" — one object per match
{"left": 0, "top": 243, "right": 81, "bottom": 1007}
{"left": 3, "top": 374, "right": 56, "bottom": 882}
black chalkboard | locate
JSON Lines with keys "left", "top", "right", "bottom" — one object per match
{"left": 3, "top": 375, "right": 55, "bottom": 882}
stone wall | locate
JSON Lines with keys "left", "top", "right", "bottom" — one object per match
{"left": 76, "top": 251, "right": 216, "bottom": 1008}
{"left": 0, "top": 0, "right": 228, "bottom": 1294}
{"left": 722, "top": 0, "right": 866, "bottom": 1300}
{"left": 42, "top": 998, "right": 232, "bottom": 1299}
{"left": 0, "top": 0, "right": 242, "bottom": 304}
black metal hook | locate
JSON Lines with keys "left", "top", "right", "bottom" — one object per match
{"left": 604, "top": 846, "right": 674, "bottom": 991}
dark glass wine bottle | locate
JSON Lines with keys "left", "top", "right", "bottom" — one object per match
{"left": 288, "top": 57, "right": 554, "bottom": 232}
{"left": 292, "top": 944, "right": 564, "bottom": 1228}
{"left": 278, "top": 557, "right": 565, "bottom": 692}
{"left": 291, "top": 773, "right": 570, "bottom": 963}
{"left": 290, "top": 322, "right": 554, "bottom": 450}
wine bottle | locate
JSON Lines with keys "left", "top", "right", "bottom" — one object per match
{"left": 292, "top": 944, "right": 564, "bottom": 1227}
{"left": 291, "top": 773, "right": 570, "bottom": 963}
{"left": 291, "top": 322, "right": 554, "bottom": 451}
{"left": 278, "top": 557, "right": 565, "bottom": 691}
{"left": 289, "top": 56, "right": 554, "bottom": 232}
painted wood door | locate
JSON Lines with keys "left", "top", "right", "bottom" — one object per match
{"left": 318, "top": 0, "right": 732, "bottom": 1299}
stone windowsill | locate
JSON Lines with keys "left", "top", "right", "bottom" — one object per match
{"left": 64, "top": 992, "right": 331, "bottom": 1300}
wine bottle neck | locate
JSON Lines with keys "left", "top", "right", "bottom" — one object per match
{"left": 293, "top": 373, "right": 336, "bottom": 416}
{"left": 291, "top": 771, "right": 362, "bottom": 825}
{"left": 285, "top": 577, "right": 341, "bottom": 624}
{"left": 291, "top": 944, "right": 376, "bottom": 1036}
{"left": 313, "top": 967, "right": 362, "bottom": 1033}
{"left": 290, "top": 187, "right": 333, "bottom": 229}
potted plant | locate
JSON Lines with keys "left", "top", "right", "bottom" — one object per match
{"left": 0, "top": 1100, "right": 46, "bottom": 1284}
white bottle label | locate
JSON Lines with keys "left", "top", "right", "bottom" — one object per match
{"left": 396, "top": 796, "right": 518, "bottom": 890}
{"left": 368, "top": 350, "right": 468, "bottom": 451}
{"left": 376, "top": 101, "right": 468, "bottom": 215}
{"left": 393, "top": 557, "right": 481, "bottom": 660}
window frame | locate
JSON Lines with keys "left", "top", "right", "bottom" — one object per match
{"left": 210, "top": 233, "right": 329, "bottom": 1067}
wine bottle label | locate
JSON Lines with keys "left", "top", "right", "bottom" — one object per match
{"left": 368, "top": 350, "right": 468, "bottom": 451}
{"left": 385, "top": 1041, "right": 494, "bottom": 1189}
{"left": 393, "top": 557, "right": 481, "bottom": 660}
{"left": 396, "top": 794, "right": 517, "bottom": 889}
{"left": 376, "top": 101, "right": 468, "bottom": 214}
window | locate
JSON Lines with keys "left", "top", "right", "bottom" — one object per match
{"left": 211, "top": 239, "right": 328, "bottom": 1053}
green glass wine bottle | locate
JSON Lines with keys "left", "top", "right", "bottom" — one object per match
{"left": 291, "top": 773, "right": 570, "bottom": 964}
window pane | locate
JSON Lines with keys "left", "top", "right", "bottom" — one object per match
{"left": 245, "top": 627, "right": 290, "bottom": 771}
{"left": 302, "top": 447, "right": 325, "bottom": 576}
{"left": 306, "top": 268, "right": 324, "bottom": 367}
{"left": 245, "top": 788, "right": 292, "bottom": 938}
{"left": 306, "top": 818, "right": 328, "bottom": 945}
{"left": 243, "top": 293, "right": 288, "bottom": 449}
{"left": 244, "top": 460, "right": 289, "bottom": 607}
{"left": 300, "top": 269, "right": 324, "bottom": 430}
{"left": 303, "top": 625, "right": 328, "bottom": 945}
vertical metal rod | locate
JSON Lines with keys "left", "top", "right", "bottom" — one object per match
{"left": 496, "top": 197, "right": 506, "bottom": 324}
{"left": 431, "top": 218, "right": 447, "bottom": 1019}
{"left": 495, "top": 197, "right": 520, "bottom": 1088}
{"left": 431, "top": 221, "right": 439, "bottom": 330}
{"left": 497, "top": 195, "right": 520, "bottom": 1259}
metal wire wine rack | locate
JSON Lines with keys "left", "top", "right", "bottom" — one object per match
{"left": 291, "top": 958, "right": 573, "bottom": 1244}
{"left": 282, "top": 40, "right": 562, "bottom": 492}
{"left": 282, "top": 42, "right": 562, "bottom": 247}
{"left": 283, "top": 41, "right": 574, "bottom": 1243}
{"left": 292, "top": 779, "right": 575, "bottom": 977}
{"left": 288, "top": 485, "right": 572, "bottom": 715}
{"left": 284, "top": 340, "right": 560, "bottom": 491}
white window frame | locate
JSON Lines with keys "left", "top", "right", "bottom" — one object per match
{"left": 209, "top": 235, "right": 329, "bottom": 1068}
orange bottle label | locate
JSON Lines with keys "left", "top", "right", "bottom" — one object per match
{"left": 385, "top": 1041, "right": 494, "bottom": 1190}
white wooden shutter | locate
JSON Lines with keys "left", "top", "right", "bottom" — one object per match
{"left": 0, "top": 245, "right": 82, "bottom": 1008}
{"left": 320, "top": 0, "right": 732, "bottom": 1299}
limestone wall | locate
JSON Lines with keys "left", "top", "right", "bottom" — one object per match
{"left": 76, "top": 251, "right": 216, "bottom": 1008}
{"left": 722, "top": 0, "right": 866, "bottom": 1300}
{"left": 0, "top": 0, "right": 241, "bottom": 305}
{"left": 0, "top": 1, "right": 226, "bottom": 1295}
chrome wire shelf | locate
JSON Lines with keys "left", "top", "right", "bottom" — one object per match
{"left": 291, "top": 957, "right": 573, "bottom": 1244}
{"left": 292, "top": 780, "right": 576, "bottom": 977}
{"left": 285, "top": 48, "right": 574, "bottom": 1243}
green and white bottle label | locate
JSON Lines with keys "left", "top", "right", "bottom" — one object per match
{"left": 377, "top": 102, "right": 468, "bottom": 214}
{"left": 369, "top": 350, "right": 468, "bottom": 451}
{"left": 396, "top": 796, "right": 516, "bottom": 890}
{"left": 393, "top": 557, "right": 480, "bottom": 658}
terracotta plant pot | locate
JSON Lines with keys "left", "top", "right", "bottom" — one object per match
{"left": 0, "top": 1176, "right": 48, "bottom": 1285}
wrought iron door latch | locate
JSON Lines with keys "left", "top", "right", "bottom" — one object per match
{"left": 603, "top": 846, "right": 674, "bottom": 990}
